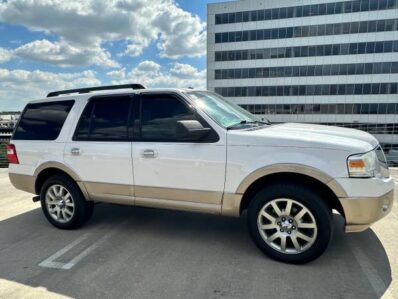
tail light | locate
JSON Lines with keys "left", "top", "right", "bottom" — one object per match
{"left": 6, "top": 144, "right": 19, "bottom": 164}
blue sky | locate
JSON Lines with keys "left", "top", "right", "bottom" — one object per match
{"left": 0, "top": 0, "right": 228, "bottom": 111}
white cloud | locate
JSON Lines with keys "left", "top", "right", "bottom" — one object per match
{"left": 0, "top": 68, "right": 101, "bottom": 110}
{"left": 134, "top": 60, "right": 162, "bottom": 74}
{"left": 0, "top": 0, "right": 206, "bottom": 62}
{"left": 112, "top": 60, "right": 206, "bottom": 89}
{"left": 14, "top": 40, "right": 119, "bottom": 68}
{"left": 0, "top": 47, "right": 12, "bottom": 63}
{"left": 0, "top": 61, "right": 206, "bottom": 110}
{"left": 154, "top": 4, "right": 206, "bottom": 59}
{"left": 124, "top": 40, "right": 150, "bottom": 57}
{"left": 107, "top": 68, "right": 126, "bottom": 79}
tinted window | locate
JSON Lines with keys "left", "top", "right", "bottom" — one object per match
{"left": 214, "top": 1, "right": 397, "bottom": 25}
{"left": 14, "top": 100, "right": 74, "bottom": 140}
{"left": 74, "top": 96, "right": 131, "bottom": 141}
{"left": 140, "top": 94, "right": 196, "bottom": 141}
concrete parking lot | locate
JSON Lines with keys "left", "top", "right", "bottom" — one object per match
{"left": 0, "top": 168, "right": 397, "bottom": 299}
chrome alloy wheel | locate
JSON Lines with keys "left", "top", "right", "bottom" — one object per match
{"left": 257, "top": 198, "right": 317, "bottom": 254}
{"left": 45, "top": 184, "right": 75, "bottom": 223}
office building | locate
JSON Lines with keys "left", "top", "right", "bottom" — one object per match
{"left": 207, "top": 0, "right": 398, "bottom": 165}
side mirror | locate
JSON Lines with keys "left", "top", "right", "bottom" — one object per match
{"left": 176, "top": 120, "right": 211, "bottom": 141}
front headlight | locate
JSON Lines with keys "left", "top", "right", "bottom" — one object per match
{"left": 347, "top": 150, "right": 381, "bottom": 178}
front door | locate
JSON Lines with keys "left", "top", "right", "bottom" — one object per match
{"left": 64, "top": 94, "right": 134, "bottom": 203}
{"left": 132, "top": 92, "right": 226, "bottom": 213}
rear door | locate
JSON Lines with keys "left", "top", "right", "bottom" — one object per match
{"left": 131, "top": 92, "right": 226, "bottom": 212}
{"left": 64, "top": 94, "right": 134, "bottom": 203}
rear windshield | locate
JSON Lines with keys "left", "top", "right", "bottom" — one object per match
{"left": 13, "top": 100, "right": 74, "bottom": 140}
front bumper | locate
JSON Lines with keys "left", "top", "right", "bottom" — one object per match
{"left": 340, "top": 189, "right": 394, "bottom": 232}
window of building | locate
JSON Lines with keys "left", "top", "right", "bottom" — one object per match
{"left": 280, "top": 7, "right": 288, "bottom": 18}
{"left": 222, "top": 13, "right": 228, "bottom": 24}
{"left": 361, "top": 0, "right": 370, "bottom": 11}
{"left": 214, "top": 1, "right": 397, "bottom": 25}
{"left": 215, "top": 19, "right": 398, "bottom": 43}
{"left": 215, "top": 40, "right": 397, "bottom": 62}
{"left": 271, "top": 8, "right": 279, "bottom": 19}
{"left": 326, "top": 2, "right": 335, "bottom": 14}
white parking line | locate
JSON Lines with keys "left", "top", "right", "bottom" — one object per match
{"left": 39, "top": 234, "right": 89, "bottom": 270}
{"left": 350, "top": 245, "right": 394, "bottom": 299}
{"left": 39, "top": 220, "right": 127, "bottom": 270}
{"left": 63, "top": 232, "right": 114, "bottom": 269}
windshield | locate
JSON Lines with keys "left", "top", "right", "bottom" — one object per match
{"left": 186, "top": 91, "right": 264, "bottom": 129}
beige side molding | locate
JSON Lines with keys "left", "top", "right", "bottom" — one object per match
{"left": 221, "top": 193, "right": 242, "bottom": 217}
{"left": 236, "top": 163, "right": 347, "bottom": 198}
{"left": 135, "top": 185, "right": 222, "bottom": 205}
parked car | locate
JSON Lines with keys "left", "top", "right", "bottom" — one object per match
{"left": 8, "top": 84, "right": 394, "bottom": 263}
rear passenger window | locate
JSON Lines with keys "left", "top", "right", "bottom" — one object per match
{"left": 13, "top": 100, "right": 74, "bottom": 140}
{"left": 74, "top": 96, "right": 132, "bottom": 141}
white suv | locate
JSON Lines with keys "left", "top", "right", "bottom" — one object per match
{"left": 8, "top": 84, "right": 394, "bottom": 264}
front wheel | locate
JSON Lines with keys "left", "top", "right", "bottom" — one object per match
{"left": 247, "top": 183, "right": 333, "bottom": 264}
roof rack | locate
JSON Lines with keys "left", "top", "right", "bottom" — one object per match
{"left": 47, "top": 83, "right": 146, "bottom": 97}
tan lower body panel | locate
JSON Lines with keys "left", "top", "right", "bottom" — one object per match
{"left": 134, "top": 185, "right": 222, "bottom": 205}
{"left": 84, "top": 182, "right": 225, "bottom": 214}
{"left": 135, "top": 185, "right": 223, "bottom": 214}
{"left": 9, "top": 175, "right": 235, "bottom": 216}
{"left": 221, "top": 193, "right": 243, "bottom": 217}
{"left": 83, "top": 182, "right": 134, "bottom": 205}
{"left": 135, "top": 197, "right": 221, "bottom": 214}
{"left": 8, "top": 173, "right": 36, "bottom": 194}
{"left": 340, "top": 190, "right": 394, "bottom": 233}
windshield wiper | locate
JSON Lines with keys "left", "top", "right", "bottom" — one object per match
{"left": 226, "top": 120, "right": 269, "bottom": 130}
{"left": 226, "top": 120, "right": 247, "bottom": 130}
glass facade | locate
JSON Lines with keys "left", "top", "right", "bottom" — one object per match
{"left": 215, "top": 62, "right": 398, "bottom": 79}
{"left": 215, "top": 0, "right": 398, "bottom": 24}
{"left": 240, "top": 103, "right": 398, "bottom": 115}
{"left": 215, "top": 19, "right": 398, "bottom": 43}
{"left": 208, "top": 0, "right": 398, "bottom": 165}
{"left": 215, "top": 41, "right": 398, "bottom": 61}
{"left": 215, "top": 83, "right": 398, "bottom": 97}
{"left": 264, "top": 122, "right": 398, "bottom": 136}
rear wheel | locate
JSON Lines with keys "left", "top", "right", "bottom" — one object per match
{"left": 40, "top": 175, "right": 94, "bottom": 229}
{"left": 247, "top": 183, "right": 333, "bottom": 264}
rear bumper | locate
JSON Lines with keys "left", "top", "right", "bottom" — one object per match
{"left": 9, "top": 172, "right": 35, "bottom": 194}
{"left": 340, "top": 189, "right": 394, "bottom": 233}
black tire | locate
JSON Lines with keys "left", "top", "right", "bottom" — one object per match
{"left": 247, "top": 183, "right": 333, "bottom": 264}
{"left": 40, "top": 175, "right": 94, "bottom": 229}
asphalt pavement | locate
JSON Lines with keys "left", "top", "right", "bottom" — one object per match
{"left": 0, "top": 168, "right": 397, "bottom": 299}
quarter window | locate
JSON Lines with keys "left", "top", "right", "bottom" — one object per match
{"left": 14, "top": 100, "right": 74, "bottom": 140}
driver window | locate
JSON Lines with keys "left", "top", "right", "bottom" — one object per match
{"left": 140, "top": 94, "right": 196, "bottom": 141}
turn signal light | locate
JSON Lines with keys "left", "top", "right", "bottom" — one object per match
{"left": 348, "top": 159, "right": 365, "bottom": 168}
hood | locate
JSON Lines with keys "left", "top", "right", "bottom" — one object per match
{"left": 228, "top": 123, "right": 378, "bottom": 153}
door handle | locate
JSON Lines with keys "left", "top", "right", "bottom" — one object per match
{"left": 71, "top": 148, "right": 81, "bottom": 156}
{"left": 141, "top": 149, "right": 157, "bottom": 158}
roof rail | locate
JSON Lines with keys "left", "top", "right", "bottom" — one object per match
{"left": 47, "top": 83, "right": 146, "bottom": 97}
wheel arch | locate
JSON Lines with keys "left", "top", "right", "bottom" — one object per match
{"left": 34, "top": 162, "right": 90, "bottom": 200}
{"left": 237, "top": 164, "right": 346, "bottom": 219}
